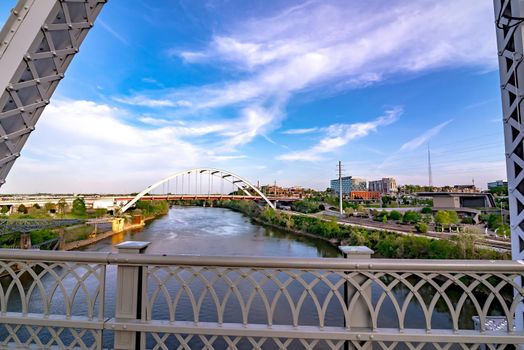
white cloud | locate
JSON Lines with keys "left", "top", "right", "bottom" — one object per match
{"left": 114, "top": 96, "right": 192, "bottom": 108}
{"left": 400, "top": 120, "right": 453, "bottom": 151}
{"left": 277, "top": 107, "right": 401, "bottom": 161}
{"left": 113, "top": 0, "right": 495, "bottom": 153}
{"left": 0, "top": 100, "right": 249, "bottom": 193}
{"left": 281, "top": 128, "right": 319, "bottom": 135}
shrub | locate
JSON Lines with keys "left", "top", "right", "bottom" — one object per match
{"left": 389, "top": 210, "right": 402, "bottom": 221}
{"left": 421, "top": 207, "right": 433, "bottom": 214}
{"left": 402, "top": 211, "right": 421, "bottom": 224}
{"left": 461, "top": 217, "right": 474, "bottom": 225}
{"left": 415, "top": 222, "right": 428, "bottom": 233}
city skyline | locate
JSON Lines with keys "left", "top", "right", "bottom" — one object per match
{"left": 0, "top": 0, "right": 506, "bottom": 193}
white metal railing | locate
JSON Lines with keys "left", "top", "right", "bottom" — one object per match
{"left": 0, "top": 242, "right": 523, "bottom": 349}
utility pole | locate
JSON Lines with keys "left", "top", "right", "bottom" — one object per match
{"left": 338, "top": 161, "right": 343, "bottom": 216}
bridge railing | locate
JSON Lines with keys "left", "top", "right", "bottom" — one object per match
{"left": 0, "top": 243, "right": 523, "bottom": 349}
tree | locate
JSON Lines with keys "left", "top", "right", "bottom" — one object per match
{"left": 402, "top": 211, "right": 421, "bottom": 224}
{"left": 33, "top": 203, "right": 41, "bottom": 209}
{"left": 447, "top": 211, "right": 459, "bottom": 225}
{"left": 415, "top": 222, "right": 428, "bottom": 233}
{"left": 434, "top": 211, "right": 450, "bottom": 232}
{"left": 17, "top": 204, "right": 27, "bottom": 214}
{"left": 1, "top": 206, "right": 9, "bottom": 214}
{"left": 57, "top": 198, "right": 68, "bottom": 215}
{"left": 389, "top": 210, "right": 402, "bottom": 221}
{"left": 72, "top": 197, "right": 87, "bottom": 217}
{"left": 421, "top": 207, "right": 433, "bottom": 214}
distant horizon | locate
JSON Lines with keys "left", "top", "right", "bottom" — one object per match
{"left": 0, "top": 0, "right": 506, "bottom": 193}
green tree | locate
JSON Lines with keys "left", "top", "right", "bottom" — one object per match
{"left": 389, "top": 210, "right": 402, "bottom": 221}
{"left": 381, "top": 215, "right": 387, "bottom": 223}
{"left": 17, "top": 204, "right": 27, "bottom": 214}
{"left": 71, "top": 197, "right": 86, "bottom": 217}
{"left": 1, "top": 206, "right": 9, "bottom": 214}
{"left": 447, "top": 210, "right": 459, "bottom": 225}
{"left": 415, "top": 222, "right": 428, "bottom": 233}
{"left": 402, "top": 211, "right": 421, "bottom": 224}
{"left": 434, "top": 210, "right": 450, "bottom": 232}
{"left": 421, "top": 207, "right": 433, "bottom": 214}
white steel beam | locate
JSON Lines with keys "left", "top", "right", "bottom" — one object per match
{"left": 0, "top": 0, "right": 107, "bottom": 186}
{"left": 494, "top": 0, "right": 524, "bottom": 336}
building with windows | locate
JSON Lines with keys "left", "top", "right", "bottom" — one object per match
{"left": 349, "top": 191, "right": 381, "bottom": 201}
{"left": 330, "top": 176, "right": 367, "bottom": 196}
{"left": 488, "top": 180, "right": 508, "bottom": 189}
{"left": 369, "top": 178, "right": 398, "bottom": 194}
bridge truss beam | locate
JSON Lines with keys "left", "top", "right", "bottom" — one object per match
{"left": 494, "top": 0, "right": 524, "bottom": 332}
{"left": 0, "top": 0, "right": 106, "bottom": 186}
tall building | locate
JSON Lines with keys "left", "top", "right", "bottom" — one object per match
{"left": 369, "top": 178, "right": 398, "bottom": 194}
{"left": 330, "top": 176, "right": 367, "bottom": 196}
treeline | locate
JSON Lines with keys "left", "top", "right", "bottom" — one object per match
{"left": 133, "top": 200, "right": 169, "bottom": 216}
{"left": 216, "top": 200, "right": 508, "bottom": 260}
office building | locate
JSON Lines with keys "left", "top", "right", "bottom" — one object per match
{"left": 369, "top": 178, "right": 398, "bottom": 194}
{"left": 488, "top": 180, "right": 508, "bottom": 189}
{"left": 330, "top": 176, "right": 367, "bottom": 196}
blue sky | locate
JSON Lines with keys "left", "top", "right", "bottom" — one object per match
{"left": 0, "top": 0, "right": 506, "bottom": 193}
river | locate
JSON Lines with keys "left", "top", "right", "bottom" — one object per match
{"left": 82, "top": 206, "right": 340, "bottom": 258}
{"left": 1, "top": 206, "right": 487, "bottom": 349}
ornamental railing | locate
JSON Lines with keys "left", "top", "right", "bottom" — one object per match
{"left": 0, "top": 242, "right": 523, "bottom": 349}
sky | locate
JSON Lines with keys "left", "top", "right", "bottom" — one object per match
{"left": 0, "top": 0, "right": 507, "bottom": 193}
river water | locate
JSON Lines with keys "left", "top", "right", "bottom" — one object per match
{"left": 1, "top": 206, "right": 487, "bottom": 349}
{"left": 82, "top": 206, "right": 339, "bottom": 257}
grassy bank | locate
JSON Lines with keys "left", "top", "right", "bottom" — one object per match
{"left": 215, "top": 200, "right": 509, "bottom": 260}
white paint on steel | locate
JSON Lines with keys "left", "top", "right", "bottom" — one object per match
{"left": 0, "top": 0, "right": 107, "bottom": 186}
{"left": 120, "top": 168, "right": 275, "bottom": 213}
{"left": 494, "top": 0, "right": 524, "bottom": 333}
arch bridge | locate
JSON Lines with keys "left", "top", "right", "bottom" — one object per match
{"left": 119, "top": 168, "right": 276, "bottom": 213}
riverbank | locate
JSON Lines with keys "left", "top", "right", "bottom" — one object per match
{"left": 215, "top": 200, "right": 510, "bottom": 260}
{"left": 62, "top": 215, "right": 157, "bottom": 251}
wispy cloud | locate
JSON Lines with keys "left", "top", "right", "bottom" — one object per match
{"left": 277, "top": 107, "right": 402, "bottom": 161}
{"left": 114, "top": 96, "right": 192, "bottom": 108}
{"left": 113, "top": 0, "right": 495, "bottom": 151}
{"left": 281, "top": 128, "right": 320, "bottom": 135}
{"left": 400, "top": 120, "right": 452, "bottom": 151}
{"left": 97, "top": 19, "right": 130, "bottom": 46}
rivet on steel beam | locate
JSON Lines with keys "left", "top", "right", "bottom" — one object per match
{"left": 19, "top": 107, "right": 24, "bottom": 112}
{"left": 68, "top": 24, "right": 73, "bottom": 29}
{"left": 14, "top": 153, "right": 20, "bottom": 158}
{"left": 25, "top": 54, "right": 31, "bottom": 60}
{"left": 74, "top": 48, "right": 79, "bottom": 53}
{"left": 43, "top": 25, "right": 48, "bottom": 31}
{"left": 59, "top": 73, "right": 64, "bottom": 79}
{"left": 35, "top": 79, "right": 40, "bottom": 84}
{"left": 356, "top": 334, "right": 361, "bottom": 340}
{"left": 2, "top": 136, "right": 8, "bottom": 141}
{"left": 29, "top": 126, "right": 35, "bottom": 131}
{"left": 44, "top": 100, "right": 50, "bottom": 105}
{"left": 7, "top": 84, "right": 13, "bottom": 91}
{"left": 499, "top": 51, "right": 503, "bottom": 56}
{"left": 51, "top": 51, "right": 57, "bottom": 57}
{"left": 12, "top": 10, "right": 18, "bottom": 15}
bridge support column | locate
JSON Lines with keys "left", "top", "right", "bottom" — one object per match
{"left": 19, "top": 233, "right": 31, "bottom": 249}
{"left": 113, "top": 241, "right": 150, "bottom": 350}
{"left": 339, "top": 246, "right": 374, "bottom": 350}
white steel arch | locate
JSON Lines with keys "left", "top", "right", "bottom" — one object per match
{"left": 119, "top": 168, "right": 275, "bottom": 213}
